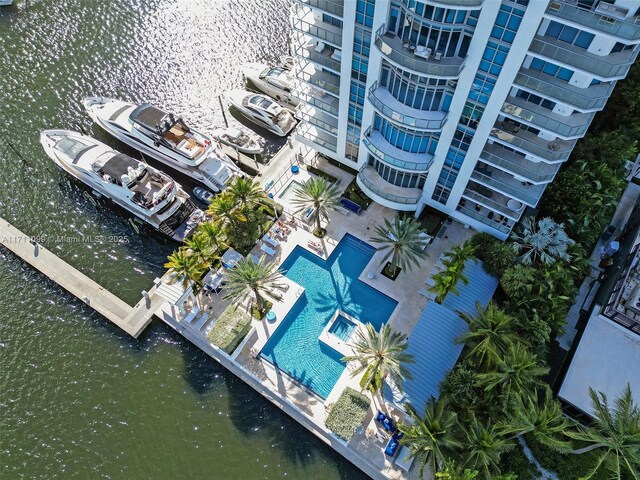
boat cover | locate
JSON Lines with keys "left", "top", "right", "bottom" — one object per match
{"left": 130, "top": 103, "right": 169, "bottom": 131}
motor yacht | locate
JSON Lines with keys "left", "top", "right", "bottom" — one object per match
{"left": 242, "top": 63, "right": 299, "bottom": 107}
{"left": 0, "top": 1, "right": 14, "bottom": 6}
{"left": 83, "top": 98, "right": 242, "bottom": 192}
{"left": 40, "top": 130, "right": 204, "bottom": 242}
{"left": 211, "top": 126, "right": 263, "bottom": 155}
{"left": 225, "top": 90, "right": 296, "bottom": 137}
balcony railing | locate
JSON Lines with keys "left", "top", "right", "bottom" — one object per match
{"left": 479, "top": 143, "right": 559, "bottom": 184}
{"left": 295, "top": 0, "right": 343, "bottom": 18}
{"left": 294, "top": 85, "right": 340, "bottom": 117}
{"left": 368, "top": 81, "right": 447, "bottom": 131}
{"left": 529, "top": 37, "right": 636, "bottom": 79}
{"left": 471, "top": 169, "right": 544, "bottom": 206}
{"left": 291, "top": 15, "right": 343, "bottom": 48}
{"left": 426, "top": 0, "right": 484, "bottom": 6}
{"left": 514, "top": 70, "right": 613, "bottom": 112}
{"left": 374, "top": 24, "right": 465, "bottom": 78}
{"left": 362, "top": 127, "right": 434, "bottom": 172}
{"left": 490, "top": 124, "right": 575, "bottom": 163}
{"left": 297, "top": 62, "right": 341, "bottom": 96}
{"left": 292, "top": 35, "right": 342, "bottom": 73}
{"left": 545, "top": 0, "right": 640, "bottom": 41}
{"left": 457, "top": 204, "right": 512, "bottom": 234}
{"left": 357, "top": 166, "right": 422, "bottom": 206}
{"left": 295, "top": 104, "right": 339, "bottom": 135}
{"left": 501, "top": 96, "right": 595, "bottom": 139}
{"left": 295, "top": 122, "right": 338, "bottom": 152}
{"left": 462, "top": 187, "right": 521, "bottom": 220}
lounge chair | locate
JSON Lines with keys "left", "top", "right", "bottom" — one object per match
{"left": 375, "top": 411, "right": 397, "bottom": 433}
{"left": 384, "top": 432, "right": 404, "bottom": 457}
{"left": 307, "top": 240, "right": 322, "bottom": 252}
{"left": 260, "top": 243, "right": 276, "bottom": 257}
{"left": 263, "top": 234, "right": 279, "bottom": 248}
{"left": 249, "top": 254, "right": 262, "bottom": 264}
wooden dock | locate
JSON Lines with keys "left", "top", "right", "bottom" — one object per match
{"left": 0, "top": 218, "right": 162, "bottom": 338}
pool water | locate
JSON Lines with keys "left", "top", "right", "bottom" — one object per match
{"left": 329, "top": 315, "right": 356, "bottom": 342}
{"left": 278, "top": 180, "right": 303, "bottom": 203}
{"left": 260, "top": 234, "right": 398, "bottom": 398}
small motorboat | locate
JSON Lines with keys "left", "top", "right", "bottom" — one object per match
{"left": 212, "top": 126, "right": 263, "bottom": 155}
{"left": 193, "top": 187, "right": 215, "bottom": 204}
{"left": 225, "top": 89, "right": 297, "bottom": 137}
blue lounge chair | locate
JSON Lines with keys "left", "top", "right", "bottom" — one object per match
{"left": 384, "top": 431, "right": 404, "bottom": 457}
{"left": 375, "top": 411, "right": 397, "bottom": 433}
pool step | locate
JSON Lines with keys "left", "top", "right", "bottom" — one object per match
{"left": 339, "top": 234, "right": 376, "bottom": 256}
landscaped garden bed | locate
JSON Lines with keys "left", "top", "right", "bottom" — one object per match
{"left": 343, "top": 180, "right": 372, "bottom": 211}
{"left": 325, "top": 387, "right": 370, "bottom": 441}
{"left": 207, "top": 304, "right": 253, "bottom": 355}
{"left": 307, "top": 165, "right": 338, "bottom": 184}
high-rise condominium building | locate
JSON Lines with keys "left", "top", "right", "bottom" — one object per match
{"left": 290, "top": 0, "right": 640, "bottom": 239}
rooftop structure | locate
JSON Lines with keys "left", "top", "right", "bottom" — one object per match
{"left": 290, "top": 0, "right": 640, "bottom": 239}
{"left": 559, "top": 197, "right": 640, "bottom": 417}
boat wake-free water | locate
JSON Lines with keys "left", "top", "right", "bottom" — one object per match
{"left": 242, "top": 63, "right": 299, "bottom": 107}
{"left": 40, "top": 130, "right": 204, "bottom": 242}
{"left": 83, "top": 97, "right": 242, "bottom": 192}
{"left": 225, "top": 90, "right": 297, "bottom": 137}
{"left": 211, "top": 126, "right": 263, "bottom": 155}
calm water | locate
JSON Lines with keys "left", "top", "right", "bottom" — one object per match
{"left": 261, "top": 236, "right": 398, "bottom": 398}
{"left": 0, "top": 1, "right": 367, "bottom": 478}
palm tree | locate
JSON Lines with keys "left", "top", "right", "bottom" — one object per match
{"left": 208, "top": 191, "right": 238, "bottom": 227}
{"left": 435, "top": 461, "right": 479, "bottom": 480}
{"left": 164, "top": 248, "right": 207, "bottom": 288}
{"left": 342, "top": 323, "right": 414, "bottom": 396}
{"left": 501, "top": 388, "right": 573, "bottom": 452}
{"left": 444, "top": 241, "right": 476, "bottom": 267}
{"left": 228, "top": 177, "right": 266, "bottom": 212}
{"left": 291, "top": 177, "right": 340, "bottom": 235}
{"left": 399, "top": 398, "right": 462, "bottom": 476}
{"left": 428, "top": 267, "right": 466, "bottom": 304}
{"left": 222, "top": 256, "right": 287, "bottom": 315}
{"left": 371, "top": 216, "right": 429, "bottom": 277}
{"left": 500, "top": 264, "right": 536, "bottom": 299}
{"left": 457, "top": 302, "right": 519, "bottom": 368}
{"left": 510, "top": 216, "right": 574, "bottom": 265}
{"left": 567, "top": 384, "right": 640, "bottom": 480}
{"left": 198, "top": 220, "right": 226, "bottom": 252}
{"left": 477, "top": 344, "right": 549, "bottom": 407}
{"left": 183, "top": 231, "right": 215, "bottom": 266}
{"left": 462, "top": 416, "right": 513, "bottom": 478}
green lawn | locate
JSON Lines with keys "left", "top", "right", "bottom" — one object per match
{"left": 325, "top": 387, "right": 370, "bottom": 441}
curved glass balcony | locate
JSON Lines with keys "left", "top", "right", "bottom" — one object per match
{"left": 545, "top": 1, "right": 640, "bottom": 42}
{"left": 362, "top": 128, "right": 434, "bottom": 172}
{"left": 368, "top": 82, "right": 447, "bottom": 132}
{"left": 501, "top": 96, "right": 595, "bottom": 139}
{"left": 357, "top": 166, "right": 422, "bottom": 208}
{"left": 374, "top": 25, "right": 465, "bottom": 78}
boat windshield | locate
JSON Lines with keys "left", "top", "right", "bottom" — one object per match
{"left": 249, "top": 96, "right": 275, "bottom": 110}
{"left": 263, "top": 67, "right": 286, "bottom": 79}
{"left": 55, "top": 137, "right": 95, "bottom": 161}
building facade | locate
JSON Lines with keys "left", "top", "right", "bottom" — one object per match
{"left": 290, "top": 0, "right": 640, "bottom": 239}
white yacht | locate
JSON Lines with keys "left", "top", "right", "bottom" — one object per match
{"left": 0, "top": 1, "right": 14, "bottom": 6}
{"left": 225, "top": 90, "right": 297, "bottom": 137}
{"left": 212, "top": 126, "right": 263, "bottom": 155}
{"left": 40, "top": 130, "right": 204, "bottom": 242}
{"left": 83, "top": 98, "right": 242, "bottom": 192}
{"left": 242, "top": 63, "right": 299, "bottom": 107}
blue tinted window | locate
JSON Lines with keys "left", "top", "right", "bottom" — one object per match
{"left": 575, "top": 31, "right": 594, "bottom": 48}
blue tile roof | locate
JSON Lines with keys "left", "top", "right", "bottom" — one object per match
{"left": 384, "top": 260, "right": 498, "bottom": 410}
{"left": 441, "top": 260, "right": 499, "bottom": 318}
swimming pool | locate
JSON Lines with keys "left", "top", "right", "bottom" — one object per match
{"left": 260, "top": 234, "right": 398, "bottom": 398}
{"left": 329, "top": 315, "right": 356, "bottom": 342}
{"left": 278, "top": 180, "right": 303, "bottom": 203}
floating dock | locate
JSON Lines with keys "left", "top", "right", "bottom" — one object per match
{"left": 0, "top": 217, "right": 161, "bottom": 337}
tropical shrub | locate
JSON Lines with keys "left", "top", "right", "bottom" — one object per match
{"left": 325, "top": 387, "right": 370, "bottom": 441}
{"left": 510, "top": 217, "right": 574, "bottom": 266}
{"left": 207, "top": 304, "right": 253, "bottom": 355}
